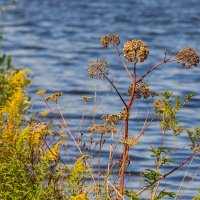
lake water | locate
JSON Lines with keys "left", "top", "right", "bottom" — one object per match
{"left": 0, "top": 0, "right": 200, "bottom": 199}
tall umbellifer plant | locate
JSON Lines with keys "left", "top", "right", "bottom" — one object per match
{"left": 86, "top": 33, "right": 200, "bottom": 199}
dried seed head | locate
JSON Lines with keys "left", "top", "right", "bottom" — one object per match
{"left": 100, "top": 33, "right": 120, "bottom": 48}
{"left": 30, "top": 122, "right": 49, "bottom": 133}
{"left": 123, "top": 39, "right": 149, "bottom": 63}
{"left": 82, "top": 96, "right": 92, "bottom": 102}
{"left": 121, "top": 137, "right": 138, "bottom": 147}
{"left": 45, "top": 92, "right": 63, "bottom": 102}
{"left": 101, "top": 112, "right": 127, "bottom": 124}
{"left": 154, "top": 99, "right": 165, "bottom": 115}
{"left": 39, "top": 111, "right": 50, "bottom": 117}
{"left": 176, "top": 47, "right": 199, "bottom": 68}
{"left": 88, "top": 123, "right": 117, "bottom": 135}
{"left": 87, "top": 59, "right": 109, "bottom": 79}
{"left": 36, "top": 89, "right": 46, "bottom": 96}
{"left": 128, "top": 82, "right": 158, "bottom": 99}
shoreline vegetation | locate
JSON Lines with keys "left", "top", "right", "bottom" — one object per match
{"left": 0, "top": 34, "right": 200, "bottom": 199}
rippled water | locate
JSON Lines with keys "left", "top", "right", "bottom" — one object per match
{"left": 0, "top": 0, "right": 200, "bottom": 199}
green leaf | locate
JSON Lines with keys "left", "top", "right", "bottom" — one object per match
{"left": 124, "top": 190, "right": 139, "bottom": 200}
{"left": 7, "top": 55, "right": 12, "bottom": 69}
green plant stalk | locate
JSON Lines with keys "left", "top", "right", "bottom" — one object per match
{"left": 151, "top": 130, "right": 166, "bottom": 199}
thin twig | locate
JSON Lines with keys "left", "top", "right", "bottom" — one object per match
{"left": 113, "top": 45, "right": 134, "bottom": 81}
{"left": 137, "top": 151, "right": 197, "bottom": 196}
{"left": 136, "top": 59, "right": 176, "bottom": 84}
{"left": 98, "top": 68, "right": 128, "bottom": 108}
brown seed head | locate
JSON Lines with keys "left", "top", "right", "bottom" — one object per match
{"left": 45, "top": 92, "right": 63, "bottom": 102}
{"left": 176, "top": 47, "right": 199, "bottom": 68}
{"left": 121, "top": 137, "right": 138, "bottom": 147}
{"left": 100, "top": 33, "right": 120, "bottom": 48}
{"left": 87, "top": 59, "right": 109, "bottom": 79}
{"left": 36, "top": 89, "right": 46, "bottom": 96}
{"left": 123, "top": 39, "right": 149, "bottom": 63}
{"left": 88, "top": 123, "right": 117, "bottom": 135}
{"left": 39, "top": 111, "right": 50, "bottom": 117}
{"left": 128, "top": 82, "right": 158, "bottom": 99}
{"left": 82, "top": 96, "right": 92, "bottom": 102}
{"left": 102, "top": 114, "right": 121, "bottom": 124}
{"left": 154, "top": 99, "right": 165, "bottom": 115}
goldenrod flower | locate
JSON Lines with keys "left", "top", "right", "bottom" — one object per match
{"left": 176, "top": 47, "right": 199, "bottom": 68}
{"left": 123, "top": 39, "right": 149, "bottom": 63}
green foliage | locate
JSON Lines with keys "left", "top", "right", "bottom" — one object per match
{"left": 66, "top": 156, "right": 91, "bottom": 197}
{"left": 141, "top": 169, "right": 162, "bottom": 186}
{"left": 154, "top": 190, "right": 175, "bottom": 200}
{"left": 124, "top": 190, "right": 139, "bottom": 200}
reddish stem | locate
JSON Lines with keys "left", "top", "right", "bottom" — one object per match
{"left": 119, "top": 63, "right": 137, "bottom": 198}
{"left": 136, "top": 59, "right": 176, "bottom": 84}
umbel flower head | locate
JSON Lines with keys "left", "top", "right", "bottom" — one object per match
{"left": 128, "top": 82, "right": 158, "bottom": 99}
{"left": 87, "top": 59, "right": 109, "bottom": 79}
{"left": 123, "top": 39, "right": 149, "bottom": 63}
{"left": 176, "top": 47, "right": 199, "bottom": 68}
{"left": 101, "top": 111, "right": 127, "bottom": 124}
{"left": 45, "top": 92, "right": 63, "bottom": 102}
{"left": 121, "top": 136, "right": 138, "bottom": 147}
{"left": 100, "top": 33, "right": 120, "bottom": 48}
{"left": 88, "top": 123, "right": 117, "bottom": 135}
{"left": 154, "top": 99, "right": 165, "bottom": 115}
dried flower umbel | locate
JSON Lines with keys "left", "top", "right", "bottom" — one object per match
{"left": 87, "top": 59, "right": 109, "bottom": 79}
{"left": 100, "top": 33, "right": 120, "bottom": 48}
{"left": 39, "top": 111, "right": 50, "bottom": 117}
{"left": 88, "top": 124, "right": 117, "bottom": 135}
{"left": 101, "top": 111, "right": 127, "bottom": 124}
{"left": 121, "top": 137, "right": 138, "bottom": 147}
{"left": 176, "top": 47, "right": 199, "bottom": 68}
{"left": 128, "top": 82, "right": 158, "bottom": 99}
{"left": 82, "top": 96, "right": 92, "bottom": 102}
{"left": 36, "top": 89, "right": 46, "bottom": 96}
{"left": 123, "top": 39, "right": 149, "bottom": 63}
{"left": 45, "top": 92, "right": 63, "bottom": 102}
{"left": 154, "top": 99, "right": 165, "bottom": 115}
{"left": 30, "top": 122, "right": 49, "bottom": 133}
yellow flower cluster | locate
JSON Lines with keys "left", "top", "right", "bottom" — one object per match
{"left": 123, "top": 39, "right": 149, "bottom": 63}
